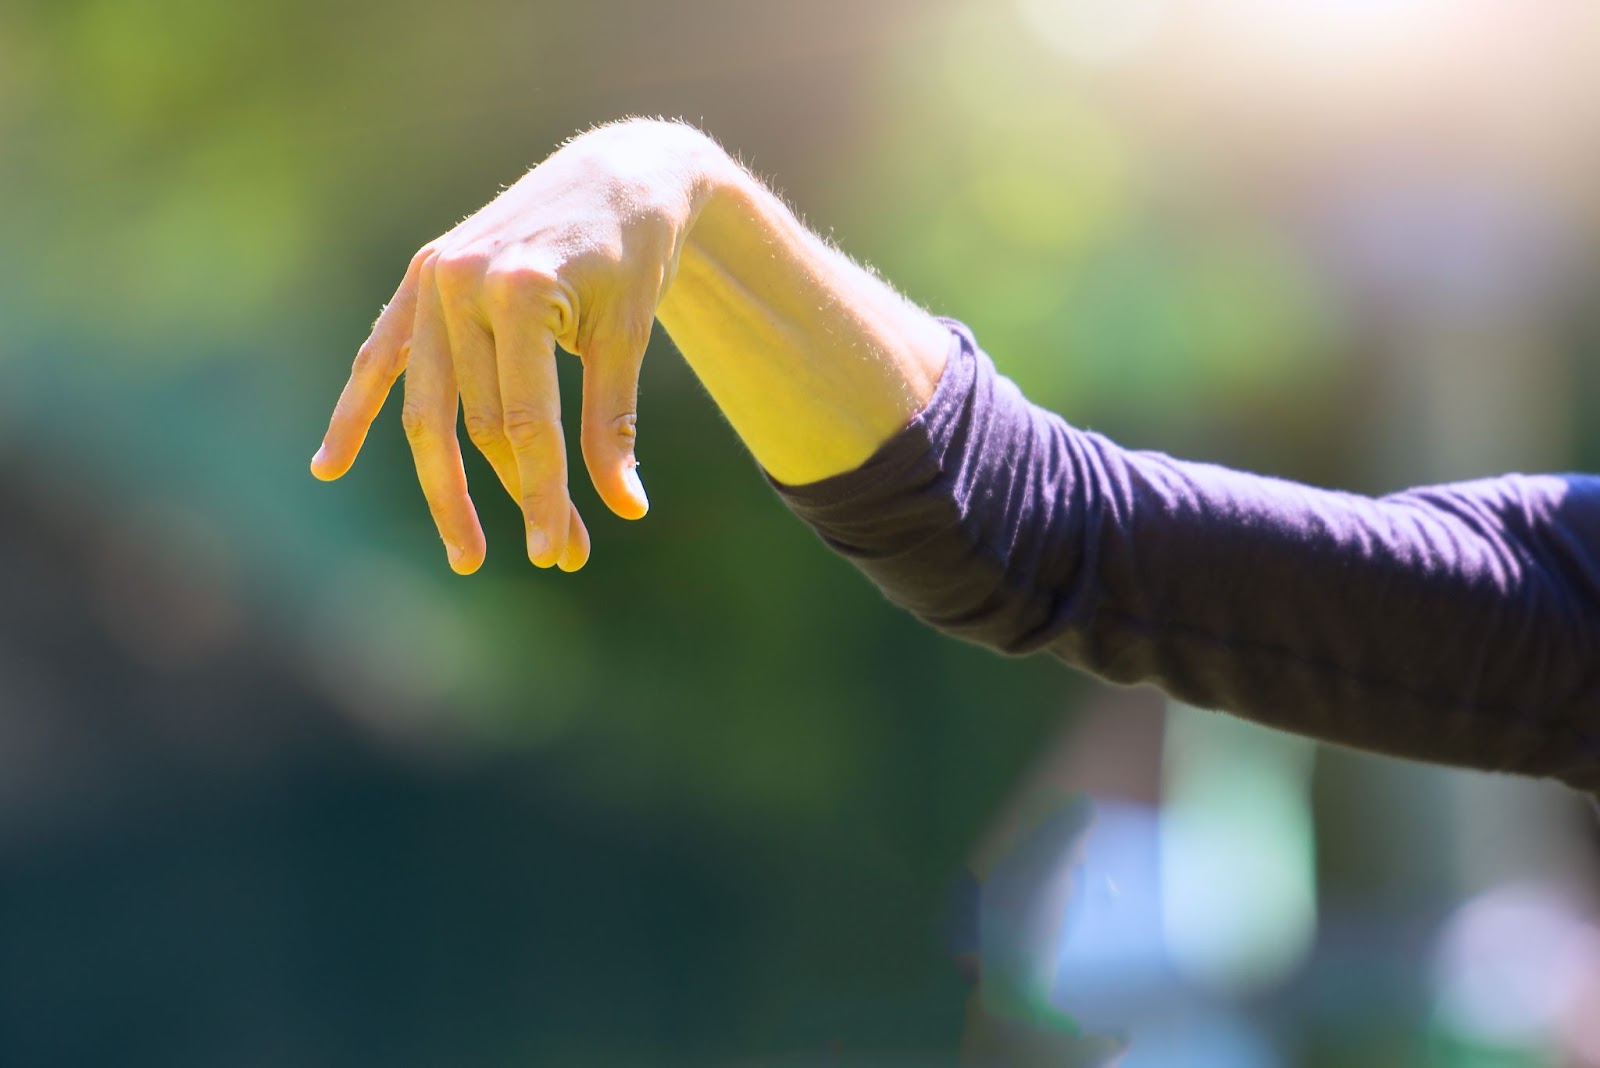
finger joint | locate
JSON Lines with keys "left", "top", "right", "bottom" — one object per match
{"left": 463, "top": 412, "right": 505, "bottom": 451}
{"left": 584, "top": 412, "right": 638, "bottom": 455}
{"left": 503, "top": 408, "right": 561, "bottom": 451}
{"left": 399, "top": 402, "right": 436, "bottom": 445}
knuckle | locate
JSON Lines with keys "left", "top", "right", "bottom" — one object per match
{"left": 585, "top": 412, "right": 638, "bottom": 452}
{"left": 399, "top": 402, "right": 434, "bottom": 443}
{"left": 352, "top": 338, "right": 395, "bottom": 378}
{"left": 408, "top": 245, "right": 437, "bottom": 276}
{"left": 517, "top": 485, "right": 564, "bottom": 521}
{"left": 415, "top": 252, "right": 440, "bottom": 289}
{"left": 483, "top": 264, "right": 562, "bottom": 307}
{"left": 433, "top": 250, "right": 487, "bottom": 296}
{"left": 502, "top": 407, "right": 560, "bottom": 448}
{"left": 462, "top": 412, "right": 504, "bottom": 450}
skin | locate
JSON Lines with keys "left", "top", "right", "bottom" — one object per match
{"left": 311, "top": 118, "right": 950, "bottom": 574}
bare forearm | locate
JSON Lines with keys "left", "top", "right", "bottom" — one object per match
{"left": 657, "top": 136, "right": 949, "bottom": 486}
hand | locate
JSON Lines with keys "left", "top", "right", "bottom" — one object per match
{"left": 311, "top": 119, "right": 720, "bottom": 574}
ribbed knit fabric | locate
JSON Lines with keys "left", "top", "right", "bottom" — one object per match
{"left": 771, "top": 320, "right": 1600, "bottom": 793}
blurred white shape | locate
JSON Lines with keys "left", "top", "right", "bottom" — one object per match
{"left": 1431, "top": 884, "right": 1600, "bottom": 1051}
{"left": 1223, "top": 0, "right": 1456, "bottom": 51}
{"left": 1058, "top": 800, "right": 1170, "bottom": 998}
{"left": 1160, "top": 703, "right": 1317, "bottom": 998}
{"left": 1049, "top": 796, "right": 1286, "bottom": 1061}
{"left": 1054, "top": 799, "right": 1289, "bottom": 1065}
{"left": 1014, "top": 0, "right": 1169, "bottom": 66}
{"left": 1189, "top": 0, "right": 1565, "bottom": 130}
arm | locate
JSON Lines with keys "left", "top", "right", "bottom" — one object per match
{"left": 775, "top": 321, "right": 1600, "bottom": 792}
{"left": 311, "top": 118, "right": 947, "bottom": 571}
{"left": 312, "top": 118, "right": 1600, "bottom": 790}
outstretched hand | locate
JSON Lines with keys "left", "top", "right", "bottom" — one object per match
{"left": 311, "top": 121, "right": 712, "bottom": 574}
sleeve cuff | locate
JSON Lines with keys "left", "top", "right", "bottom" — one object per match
{"left": 763, "top": 317, "right": 980, "bottom": 511}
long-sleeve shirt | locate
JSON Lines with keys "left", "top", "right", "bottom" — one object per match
{"left": 770, "top": 319, "right": 1600, "bottom": 794}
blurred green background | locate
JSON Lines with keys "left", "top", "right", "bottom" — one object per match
{"left": 2, "top": 0, "right": 1598, "bottom": 1065}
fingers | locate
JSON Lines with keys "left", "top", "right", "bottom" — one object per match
{"left": 489, "top": 297, "right": 571, "bottom": 569}
{"left": 579, "top": 317, "right": 651, "bottom": 520}
{"left": 401, "top": 263, "right": 486, "bottom": 575}
{"left": 319, "top": 244, "right": 614, "bottom": 575}
{"left": 312, "top": 257, "right": 423, "bottom": 481}
{"left": 448, "top": 275, "right": 594, "bottom": 572}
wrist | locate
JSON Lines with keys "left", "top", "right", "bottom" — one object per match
{"left": 569, "top": 118, "right": 737, "bottom": 226}
{"left": 670, "top": 131, "right": 751, "bottom": 275}
{"left": 661, "top": 148, "right": 770, "bottom": 324}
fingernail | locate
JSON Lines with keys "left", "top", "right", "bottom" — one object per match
{"left": 624, "top": 466, "right": 648, "bottom": 509}
{"left": 310, "top": 445, "right": 328, "bottom": 470}
{"left": 445, "top": 541, "right": 465, "bottom": 570}
{"left": 527, "top": 525, "right": 549, "bottom": 562}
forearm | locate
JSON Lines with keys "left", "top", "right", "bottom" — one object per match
{"left": 656, "top": 134, "right": 950, "bottom": 486}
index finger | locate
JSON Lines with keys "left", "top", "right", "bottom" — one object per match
{"left": 311, "top": 254, "right": 425, "bottom": 481}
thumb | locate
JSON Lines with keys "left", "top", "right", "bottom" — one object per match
{"left": 579, "top": 314, "right": 651, "bottom": 520}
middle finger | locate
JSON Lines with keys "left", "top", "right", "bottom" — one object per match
{"left": 443, "top": 296, "right": 522, "bottom": 506}
{"left": 402, "top": 260, "right": 486, "bottom": 574}
{"left": 490, "top": 296, "right": 572, "bottom": 569}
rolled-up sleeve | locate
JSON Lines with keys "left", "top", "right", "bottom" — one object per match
{"left": 769, "top": 319, "right": 1600, "bottom": 793}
